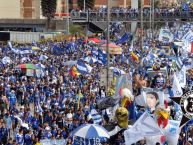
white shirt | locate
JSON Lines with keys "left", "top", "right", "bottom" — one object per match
{"left": 66, "top": 113, "right": 72, "bottom": 119}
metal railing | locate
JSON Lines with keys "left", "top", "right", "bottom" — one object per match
{"left": 70, "top": 11, "right": 193, "bottom": 22}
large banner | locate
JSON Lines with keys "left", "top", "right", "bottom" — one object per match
{"left": 159, "top": 28, "right": 174, "bottom": 43}
{"left": 114, "top": 73, "right": 132, "bottom": 98}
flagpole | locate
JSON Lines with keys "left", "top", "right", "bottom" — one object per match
{"left": 150, "top": 0, "right": 152, "bottom": 39}
{"left": 141, "top": 0, "right": 143, "bottom": 52}
{"left": 152, "top": 0, "right": 154, "bottom": 39}
{"left": 106, "top": 0, "right": 110, "bottom": 94}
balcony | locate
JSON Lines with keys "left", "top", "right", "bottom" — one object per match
{"left": 70, "top": 11, "right": 193, "bottom": 22}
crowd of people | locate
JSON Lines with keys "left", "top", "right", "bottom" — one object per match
{"left": 0, "top": 19, "right": 192, "bottom": 145}
{"left": 70, "top": 5, "right": 193, "bottom": 21}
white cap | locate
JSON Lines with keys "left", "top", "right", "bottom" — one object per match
{"left": 45, "top": 126, "right": 50, "bottom": 130}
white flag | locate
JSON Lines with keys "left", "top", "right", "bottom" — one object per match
{"left": 163, "top": 120, "right": 180, "bottom": 145}
{"left": 176, "top": 66, "right": 186, "bottom": 88}
{"left": 124, "top": 112, "right": 163, "bottom": 145}
{"left": 159, "top": 28, "right": 174, "bottom": 43}
{"left": 145, "top": 135, "right": 162, "bottom": 145}
{"left": 172, "top": 73, "right": 183, "bottom": 97}
{"left": 14, "top": 115, "right": 29, "bottom": 129}
{"left": 8, "top": 41, "right": 12, "bottom": 48}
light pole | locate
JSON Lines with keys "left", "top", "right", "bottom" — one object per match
{"left": 150, "top": 0, "right": 152, "bottom": 39}
{"left": 152, "top": 0, "right": 155, "bottom": 39}
{"left": 106, "top": 0, "right": 110, "bottom": 94}
{"left": 141, "top": 0, "right": 144, "bottom": 51}
{"left": 66, "top": 0, "right": 69, "bottom": 35}
{"left": 84, "top": 0, "right": 86, "bottom": 11}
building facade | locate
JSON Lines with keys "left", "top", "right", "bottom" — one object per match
{"left": 0, "top": 0, "right": 40, "bottom": 19}
{"left": 0, "top": 0, "right": 21, "bottom": 19}
{"left": 95, "top": 0, "right": 131, "bottom": 8}
{"left": 20, "top": 0, "right": 40, "bottom": 19}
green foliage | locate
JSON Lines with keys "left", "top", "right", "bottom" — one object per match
{"left": 154, "top": 0, "right": 160, "bottom": 8}
{"left": 41, "top": 0, "right": 57, "bottom": 20}
{"left": 69, "top": 25, "right": 85, "bottom": 36}
{"left": 77, "top": 0, "right": 95, "bottom": 10}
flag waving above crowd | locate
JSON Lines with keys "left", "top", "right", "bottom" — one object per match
{"left": 1, "top": 4, "right": 193, "bottom": 145}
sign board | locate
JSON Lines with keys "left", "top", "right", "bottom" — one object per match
{"left": 114, "top": 73, "right": 132, "bottom": 98}
{"left": 159, "top": 28, "right": 174, "bottom": 43}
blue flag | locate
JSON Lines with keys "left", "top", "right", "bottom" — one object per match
{"left": 116, "top": 33, "right": 129, "bottom": 44}
{"left": 52, "top": 45, "right": 64, "bottom": 55}
{"left": 66, "top": 42, "right": 77, "bottom": 53}
{"left": 98, "top": 49, "right": 107, "bottom": 65}
{"left": 182, "top": 3, "right": 189, "bottom": 11}
{"left": 77, "top": 60, "right": 92, "bottom": 74}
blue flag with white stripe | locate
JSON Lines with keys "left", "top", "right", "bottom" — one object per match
{"left": 98, "top": 49, "right": 107, "bottom": 65}
{"left": 36, "top": 101, "right": 43, "bottom": 116}
{"left": 77, "top": 60, "right": 92, "bottom": 74}
{"left": 90, "top": 109, "right": 102, "bottom": 124}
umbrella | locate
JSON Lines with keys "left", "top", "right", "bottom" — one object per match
{"left": 16, "top": 63, "right": 40, "bottom": 69}
{"left": 2, "top": 56, "right": 11, "bottom": 64}
{"left": 85, "top": 38, "right": 100, "bottom": 44}
{"left": 101, "top": 43, "right": 122, "bottom": 54}
{"left": 71, "top": 124, "right": 110, "bottom": 140}
{"left": 32, "top": 46, "right": 41, "bottom": 50}
{"left": 84, "top": 56, "right": 98, "bottom": 64}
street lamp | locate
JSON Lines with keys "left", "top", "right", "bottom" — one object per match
{"left": 66, "top": 0, "right": 69, "bottom": 35}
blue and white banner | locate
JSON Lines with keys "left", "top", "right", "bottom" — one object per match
{"left": 77, "top": 60, "right": 92, "bottom": 74}
{"left": 159, "top": 28, "right": 174, "bottom": 43}
{"left": 114, "top": 74, "right": 132, "bottom": 98}
{"left": 171, "top": 73, "right": 183, "bottom": 97}
{"left": 109, "top": 67, "right": 126, "bottom": 76}
{"left": 163, "top": 120, "right": 180, "bottom": 145}
{"left": 176, "top": 66, "right": 186, "bottom": 88}
{"left": 90, "top": 109, "right": 102, "bottom": 124}
{"left": 182, "top": 30, "right": 193, "bottom": 42}
{"left": 11, "top": 48, "right": 33, "bottom": 55}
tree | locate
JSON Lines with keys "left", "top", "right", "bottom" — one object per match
{"left": 41, "top": 0, "right": 57, "bottom": 30}
{"left": 69, "top": 25, "right": 85, "bottom": 38}
{"left": 77, "top": 0, "right": 95, "bottom": 10}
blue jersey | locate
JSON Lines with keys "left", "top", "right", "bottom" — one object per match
{"left": 16, "top": 133, "right": 24, "bottom": 145}
{"left": 24, "top": 134, "right": 33, "bottom": 145}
